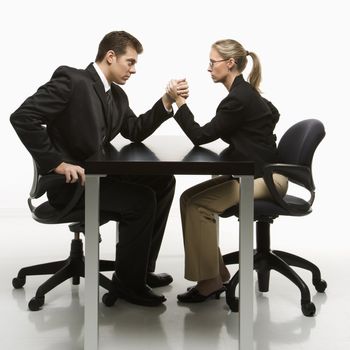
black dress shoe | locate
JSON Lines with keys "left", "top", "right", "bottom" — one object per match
{"left": 111, "top": 274, "right": 166, "bottom": 307}
{"left": 177, "top": 286, "right": 226, "bottom": 303}
{"left": 146, "top": 272, "right": 173, "bottom": 288}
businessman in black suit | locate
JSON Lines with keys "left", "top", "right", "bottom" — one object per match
{"left": 10, "top": 31, "right": 188, "bottom": 306}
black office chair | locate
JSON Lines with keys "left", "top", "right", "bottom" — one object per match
{"left": 12, "top": 160, "right": 116, "bottom": 311}
{"left": 221, "top": 119, "right": 327, "bottom": 316}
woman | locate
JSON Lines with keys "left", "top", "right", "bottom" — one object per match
{"left": 166, "top": 39, "right": 288, "bottom": 303}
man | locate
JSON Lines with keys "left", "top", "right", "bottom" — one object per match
{"left": 10, "top": 31, "right": 188, "bottom": 307}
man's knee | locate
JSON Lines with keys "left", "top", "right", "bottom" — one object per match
{"left": 169, "top": 175, "right": 176, "bottom": 186}
{"left": 162, "top": 175, "right": 176, "bottom": 192}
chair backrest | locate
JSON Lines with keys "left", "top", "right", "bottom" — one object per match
{"left": 272, "top": 118, "right": 325, "bottom": 213}
{"left": 278, "top": 119, "right": 326, "bottom": 167}
{"left": 220, "top": 119, "right": 325, "bottom": 219}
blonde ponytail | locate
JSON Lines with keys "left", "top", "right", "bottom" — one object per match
{"left": 247, "top": 51, "right": 262, "bottom": 93}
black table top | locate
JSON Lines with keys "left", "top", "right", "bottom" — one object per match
{"left": 84, "top": 135, "right": 254, "bottom": 175}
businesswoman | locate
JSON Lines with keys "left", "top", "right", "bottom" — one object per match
{"left": 166, "top": 39, "right": 288, "bottom": 302}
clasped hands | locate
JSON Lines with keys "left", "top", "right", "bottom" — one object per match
{"left": 165, "top": 78, "right": 189, "bottom": 108}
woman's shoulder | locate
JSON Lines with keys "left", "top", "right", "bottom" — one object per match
{"left": 220, "top": 79, "right": 256, "bottom": 108}
{"left": 230, "top": 77, "right": 257, "bottom": 98}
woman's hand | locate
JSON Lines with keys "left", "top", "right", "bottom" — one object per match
{"left": 176, "top": 78, "right": 189, "bottom": 99}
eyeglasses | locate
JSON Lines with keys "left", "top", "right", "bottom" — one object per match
{"left": 209, "top": 59, "right": 229, "bottom": 68}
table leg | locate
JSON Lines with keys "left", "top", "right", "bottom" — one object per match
{"left": 84, "top": 175, "right": 101, "bottom": 350}
{"left": 239, "top": 175, "right": 254, "bottom": 350}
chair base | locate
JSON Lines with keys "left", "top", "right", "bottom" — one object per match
{"left": 12, "top": 236, "right": 115, "bottom": 311}
{"left": 223, "top": 221, "right": 327, "bottom": 316}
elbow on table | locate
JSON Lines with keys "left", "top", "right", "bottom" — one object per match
{"left": 188, "top": 135, "right": 204, "bottom": 147}
{"left": 191, "top": 139, "right": 201, "bottom": 147}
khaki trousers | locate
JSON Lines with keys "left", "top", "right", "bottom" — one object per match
{"left": 180, "top": 174, "right": 288, "bottom": 281}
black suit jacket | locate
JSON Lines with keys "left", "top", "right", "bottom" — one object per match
{"left": 173, "top": 74, "right": 279, "bottom": 177}
{"left": 10, "top": 64, "right": 172, "bottom": 207}
{"left": 10, "top": 63, "right": 172, "bottom": 174}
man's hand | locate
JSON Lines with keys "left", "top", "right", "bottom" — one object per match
{"left": 54, "top": 162, "right": 85, "bottom": 186}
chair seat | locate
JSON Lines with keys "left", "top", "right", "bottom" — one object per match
{"left": 33, "top": 202, "right": 85, "bottom": 224}
{"left": 33, "top": 202, "right": 115, "bottom": 229}
{"left": 220, "top": 195, "right": 312, "bottom": 220}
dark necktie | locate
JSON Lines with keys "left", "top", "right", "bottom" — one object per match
{"left": 105, "top": 89, "right": 113, "bottom": 141}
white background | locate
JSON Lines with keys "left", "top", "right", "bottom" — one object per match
{"left": 0, "top": 0, "right": 349, "bottom": 251}
{"left": 1, "top": 3, "right": 349, "bottom": 349}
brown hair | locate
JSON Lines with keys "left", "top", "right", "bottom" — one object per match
{"left": 95, "top": 31, "right": 143, "bottom": 62}
{"left": 212, "top": 39, "right": 262, "bottom": 93}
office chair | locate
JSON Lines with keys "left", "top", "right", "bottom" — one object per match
{"left": 12, "top": 160, "right": 116, "bottom": 311}
{"left": 221, "top": 119, "right": 327, "bottom": 316}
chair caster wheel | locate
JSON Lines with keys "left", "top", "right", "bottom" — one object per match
{"left": 314, "top": 279, "right": 327, "bottom": 293}
{"left": 28, "top": 296, "right": 45, "bottom": 311}
{"left": 12, "top": 276, "right": 26, "bottom": 289}
{"left": 102, "top": 292, "right": 117, "bottom": 307}
{"left": 301, "top": 302, "right": 316, "bottom": 317}
{"left": 226, "top": 293, "right": 239, "bottom": 312}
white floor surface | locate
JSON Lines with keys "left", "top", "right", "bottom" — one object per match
{"left": 1, "top": 205, "right": 349, "bottom": 350}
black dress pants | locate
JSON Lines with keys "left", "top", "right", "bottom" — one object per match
{"left": 99, "top": 174, "right": 175, "bottom": 287}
